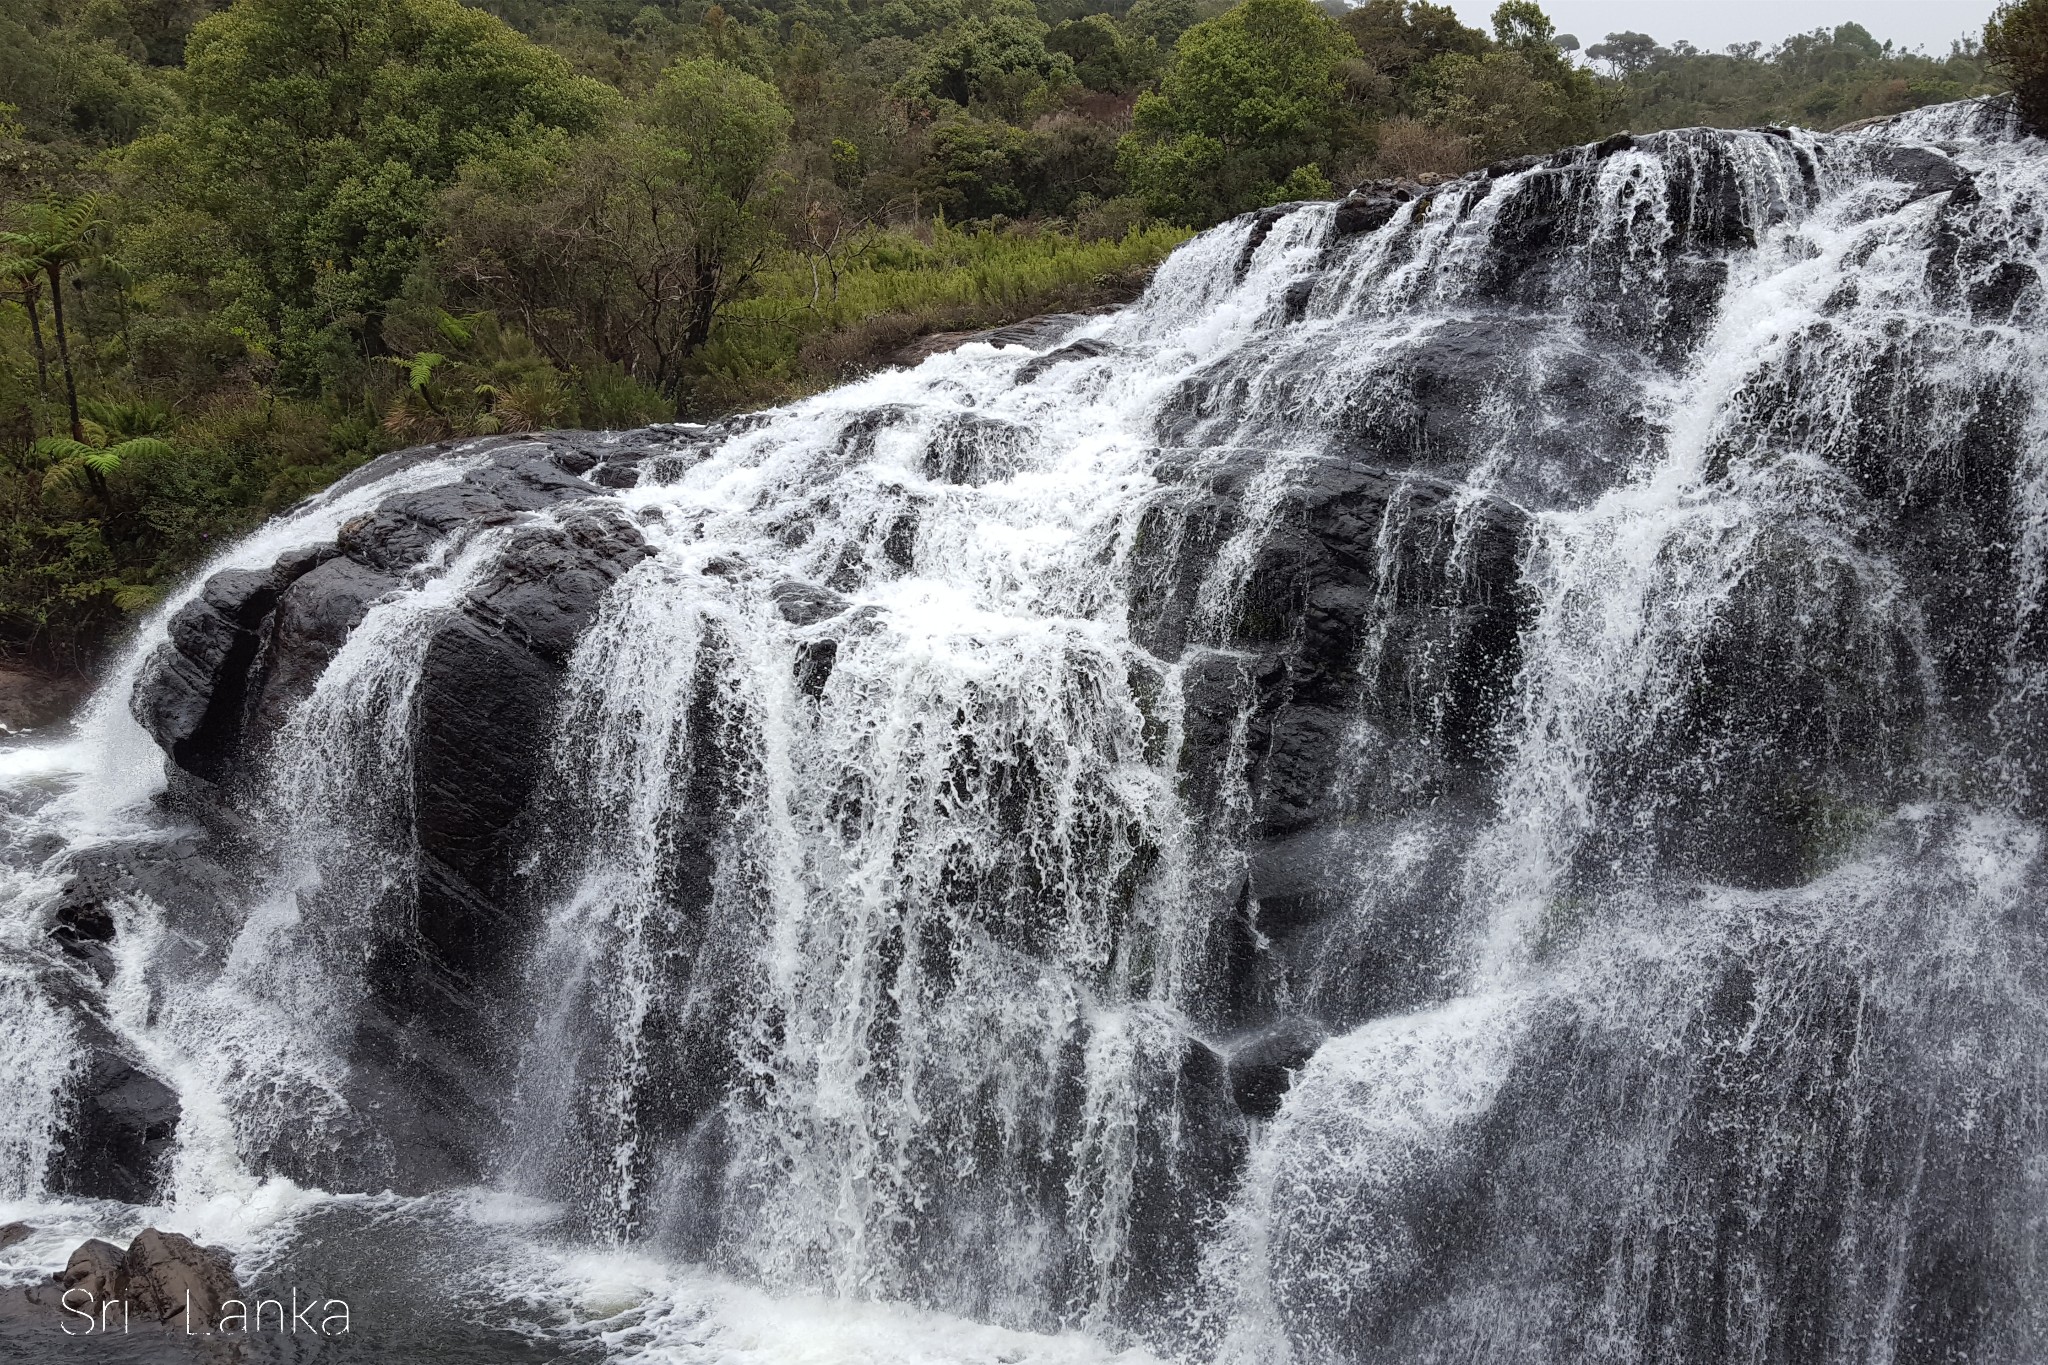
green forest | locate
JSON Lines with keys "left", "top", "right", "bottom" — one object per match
{"left": 0, "top": 0, "right": 2010, "bottom": 665}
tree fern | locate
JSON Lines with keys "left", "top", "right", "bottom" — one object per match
{"left": 34, "top": 434, "right": 175, "bottom": 495}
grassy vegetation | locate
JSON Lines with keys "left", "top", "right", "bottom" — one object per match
{"left": 698, "top": 219, "right": 1190, "bottom": 407}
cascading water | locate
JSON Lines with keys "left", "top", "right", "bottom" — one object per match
{"left": 3, "top": 97, "right": 2047, "bottom": 1364}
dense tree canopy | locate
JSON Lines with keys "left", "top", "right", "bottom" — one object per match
{"left": 899, "top": 0, "right": 1074, "bottom": 116}
{"left": 439, "top": 56, "right": 791, "bottom": 399}
{"left": 134, "top": 0, "right": 616, "bottom": 388}
{"left": 1119, "top": 0, "right": 1359, "bottom": 222}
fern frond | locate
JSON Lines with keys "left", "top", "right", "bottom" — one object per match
{"left": 107, "top": 437, "right": 174, "bottom": 463}
{"left": 42, "top": 462, "right": 94, "bottom": 496}
{"left": 388, "top": 352, "right": 447, "bottom": 392}
{"left": 32, "top": 436, "right": 96, "bottom": 463}
{"left": 113, "top": 583, "right": 163, "bottom": 612}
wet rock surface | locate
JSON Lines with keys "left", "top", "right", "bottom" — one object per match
{"left": 882, "top": 311, "right": 1107, "bottom": 368}
{"left": 121, "top": 432, "right": 666, "bottom": 1189}
{"left": 2, "top": 935, "right": 182, "bottom": 1204}
{"left": 1228, "top": 1018, "right": 1328, "bottom": 1119}
{"left": 124, "top": 1228, "right": 241, "bottom": 1330}
{"left": 0, "top": 665, "right": 89, "bottom": 735}
{"left": 48, "top": 1041, "right": 180, "bottom": 1204}
{"left": 0, "top": 1230, "right": 241, "bottom": 1338}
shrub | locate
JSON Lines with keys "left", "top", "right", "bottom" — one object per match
{"left": 1988, "top": 0, "right": 2048, "bottom": 132}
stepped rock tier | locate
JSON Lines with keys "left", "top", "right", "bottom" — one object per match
{"left": 3, "top": 96, "right": 2047, "bottom": 1363}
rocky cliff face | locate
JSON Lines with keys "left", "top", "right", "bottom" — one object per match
{"left": 129, "top": 434, "right": 658, "bottom": 1187}
{"left": 86, "top": 409, "right": 1532, "bottom": 1208}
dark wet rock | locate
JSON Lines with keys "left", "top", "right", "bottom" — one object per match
{"left": 0, "top": 1222, "right": 31, "bottom": 1252}
{"left": 885, "top": 312, "right": 1104, "bottom": 368}
{"left": 329, "top": 437, "right": 646, "bottom": 575}
{"left": 457, "top": 503, "right": 651, "bottom": 669}
{"left": 336, "top": 485, "right": 515, "bottom": 575}
{"left": 772, "top": 579, "right": 852, "bottom": 626}
{"left": 1450, "top": 128, "right": 1819, "bottom": 321}
{"left": 980, "top": 314, "right": 1098, "bottom": 349}
{"left": 922, "top": 412, "right": 1032, "bottom": 485}
{"left": 130, "top": 544, "right": 336, "bottom": 783}
{"left": 1928, "top": 177, "right": 2042, "bottom": 326}
{"left": 1326, "top": 313, "right": 1649, "bottom": 501}
{"left": 701, "top": 554, "right": 750, "bottom": 581}
{"left": 247, "top": 554, "right": 401, "bottom": 742}
{"left": 131, "top": 434, "right": 688, "bottom": 800}
{"left": 1869, "top": 143, "right": 1971, "bottom": 199}
{"left": 2, "top": 948, "right": 183, "bottom": 1205}
{"left": 1484, "top": 153, "right": 1545, "bottom": 179}
{"left": 1236, "top": 202, "right": 1314, "bottom": 279}
{"left": 1332, "top": 180, "right": 1431, "bottom": 239}
{"left": 1155, "top": 258, "right": 1662, "bottom": 489}
{"left": 794, "top": 639, "right": 839, "bottom": 697}
{"left": 61, "top": 1238, "right": 129, "bottom": 1303}
{"left": 1229, "top": 1018, "right": 1328, "bottom": 1119}
{"left": 0, "top": 664, "right": 88, "bottom": 734}
{"left": 1247, "top": 818, "right": 1472, "bottom": 1029}
{"left": 123, "top": 1229, "right": 241, "bottom": 1331}
{"left": 1014, "top": 336, "right": 1113, "bottom": 384}
{"left": 1590, "top": 131, "right": 1635, "bottom": 158}
{"left": 1967, "top": 259, "right": 2038, "bottom": 321}
{"left": 1281, "top": 278, "right": 1315, "bottom": 322}
{"left": 51, "top": 833, "right": 245, "bottom": 981}
{"left": 47, "top": 892, "right": 116, "bottom": 985}
{"left": 1128, "top": 450, "right": 1526, "bottom": 1031}
{"left": 564, "top": 440, "right": 679, "bottom": 492}
{"left": 837, "top": 403, "right": 917, "bottom": 464}
{"left": 358, "top": 503, "right": 652, "bottom": 1186}
{"left": 1119, "top": 1026, "right": 1249, "bottom": 1334}
{"left": 1135, "top": 451, "right": 1527, "bottom": 840}
{"left": 121, "top": 434, "right": 668, "bottom": 1191}
{"left": 132, "top": 439, "right": 654, "bottom": 826}
{"left": 882, "top": 509, "right": 919, "bottom": 572}
{"left": 1245, "top": 826, "right": 1347, "bottom": 942}
{"left": 547, "top": 423, "right": 724, "bottom": 485}
{"left": 48, "top": 1033, "right": 180, "bottom": 1204}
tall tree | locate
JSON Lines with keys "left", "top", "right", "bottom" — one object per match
{"left": 438, "top": 57, "right": 791, "bottom": 400}
{"left": 1, "top": 195, "right": 110, "bottom": 442}
{"left": 2, "top": 262, "right": 49, "bottom": 397}
{"left": 1341, "top": 0, "right": 1488, "bottom": 87}
{"left": 1117, "top": 0, "right": 1362, "bottom": 225}
{"left": 898, "top": 0, "right": 1075, "bottom": 119}
{"left": 647, "top": 57, "right": 795, "bottom": 357}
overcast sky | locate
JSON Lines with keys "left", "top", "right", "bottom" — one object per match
{"left": 1442, "top": 1, "right": 1996, "bottom": 57}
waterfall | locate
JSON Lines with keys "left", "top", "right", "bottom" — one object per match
{"left": 4, "top": 98, "right": 2048, "bottom": 1364}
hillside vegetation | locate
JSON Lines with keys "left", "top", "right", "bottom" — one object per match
{"left": 0, "top": 0, "right": 2006, "bottom": 665}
